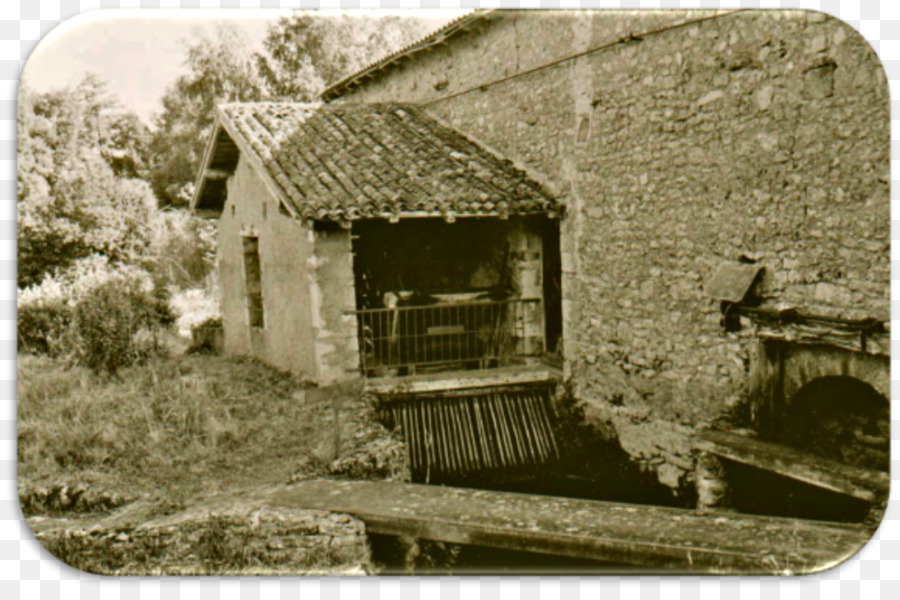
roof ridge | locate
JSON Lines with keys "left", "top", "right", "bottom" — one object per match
{"left": 320, "top": 10, "right": 492, "bottom": 102}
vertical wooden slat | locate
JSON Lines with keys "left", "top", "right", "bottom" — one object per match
{"left": 537, "top": 393, "right": 560, "bottom": 460}
{"left": 421, "top": 401, "right": 434, "bottom": 478}
{"left": 404, "top": 402, "right": 421, "bottom": 481}
{"left": 500, "top": 393, "right": 521, "bottom": 467}
{"left": 495, "top": 393, "right": 516, "bottom": 466}
{"left": 527, "top": 392, "right": 549, "bottom": 460}
{"left": 503, "top": 394, "right": 529, "bottom": 466}
{"left": 521, "top": 392, "right": 545, "bottom": 462}
{"left": 405, "top": 402, "right": 418, "bottom": 481}
{"left": 448, "top": 398, "right": 469, "bottom": 473}
{"left": 429, "top": 401, "right": 439, "bottom": 483}
{"left": 472, "top": 395, "right": 495, "bottom": 470}
{"left": 480, "top": 393, "right": 501, "bottom": 467}
{"left": 511, "top": 393, "right": 537, "bottom": 465}
{"left": 486, "top": 393, "right": 511, "bottom": 468}
{"left": 448, "top": 399, "right": 464, "bottom": 474}
{"left": 523, "top": 393, "right": 549, "bottom": 462}
{"left": 462, "top": 397, "right": 481, "bottom": 471}
{"left": 436, "top": 399, "right": 452, "bottom": 477}
{"left": 436, "top": 399, "right": 452, "bottom": 475}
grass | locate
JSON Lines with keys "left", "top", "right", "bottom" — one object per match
{"left": 17, "top": 352, "right": 407, "bottom": 522}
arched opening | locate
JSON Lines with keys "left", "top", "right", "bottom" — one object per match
{"left": 779, "top": 376, "right": 889, "bottom": 473}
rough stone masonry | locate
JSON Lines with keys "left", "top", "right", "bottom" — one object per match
{"left": 336, "top": 10, "right": 889, "bottom": 496}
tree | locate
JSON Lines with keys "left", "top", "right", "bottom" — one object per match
{"left": 17, "top": 77, "right": 156, "bottom": 288}
{"left": 255, "top": 13, "right": 431, "bottom": 100}
{"left": 148, "top": 24, "right": 266, "bottom": 207}
{"left": 149, "top": 15, "right": 431, "bottom": 207}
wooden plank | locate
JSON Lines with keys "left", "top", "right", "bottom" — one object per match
{"left": 695, "top": 430, "right": 890, "bottom": 502}
{"left": 271, "top": 480, "right": 872, "bottom": 575}
{"left": 203, "top": 167, "right": 232, "bottom": 180}
{"left": 366, "top": 365, "right": 560, "bottom": 395}
{"left": 427, "top": 325, "right": 466, "bottom": 336}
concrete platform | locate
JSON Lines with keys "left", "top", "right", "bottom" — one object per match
{"left": 272, "top": 479, "right": 873, "bottom": 574}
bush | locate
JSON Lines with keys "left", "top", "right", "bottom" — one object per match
{"left": 18, "top": 297, "right": 71, "bottom": 357}
{"left": 187, "top": 316, "right": 224, "bottom": 355}
{"left": 71, "top": 276, "right": 176, "bottom": 375}
{"left": 18, "top": 256, "right": 176, "bottom": 373}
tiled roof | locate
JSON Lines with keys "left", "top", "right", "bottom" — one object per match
{"left": 203, "top": 102, "right": 557, "bottom": 222}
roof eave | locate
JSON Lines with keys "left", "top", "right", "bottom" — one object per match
{"left": 192, "top": 105, "right": 304, "bottom": 222}
{"left": 189, "top": 112, "right": 225, "bottom": 215}
{"left": 320, "top": 10, "right": 494, "bottom": 102}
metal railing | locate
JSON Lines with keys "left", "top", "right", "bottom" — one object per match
{"left": 352, "top": 298, "right": 542, "bottom": 376}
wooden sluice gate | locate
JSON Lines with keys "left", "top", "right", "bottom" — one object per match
{"left": 377, "top": 385, "right": 561, "bottom": 482}
{"left": 271, "top": 479, "right": 872, "bottom": 574}
{"left": 354, "top": 375, "right": 879, "bottom": 572}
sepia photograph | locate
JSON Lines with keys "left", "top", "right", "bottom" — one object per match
{"left": 16, "top": 8, "right": 889, "bottom": 576}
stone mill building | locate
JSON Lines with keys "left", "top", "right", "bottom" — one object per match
{"left": 193, "top": 10, "right": 889, "bottom": 512}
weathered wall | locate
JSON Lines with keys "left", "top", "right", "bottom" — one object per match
{"left": 340, "top": 10, "right": 890, "bottom": 494}
{"left": 310, "top": 225, "right": 359, "bottom": 382}
{"left": 218, "top": 156, "right": 318, "bottom": 376}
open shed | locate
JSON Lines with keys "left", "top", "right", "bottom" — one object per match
{"left": 192, "top": 102, "right": 562, "bottom": 382}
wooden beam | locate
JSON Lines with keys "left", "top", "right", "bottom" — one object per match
{"left": 366, "top": 364, "right": 562, "bottom": 396}
{"left": 203, "top": 168, "right": 231, "bottom": 180}
{"left": 192, "top": 208, "right": 223, "bottom": 220}
{"left": 694, "top": 430, "right": 890, "bottom": 503}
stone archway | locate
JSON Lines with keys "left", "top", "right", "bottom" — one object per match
{"left": 750, "top": 339, "right": 889, "bottom": 459}
{"left": 778, "top": 375, "right": 889, "bottom": 472}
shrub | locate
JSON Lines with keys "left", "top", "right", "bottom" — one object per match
{"left": 18, "top": 256, "right": 176, "bottom": 372}
{"left": 71, "top": 276, "right": 175, "bottom": 375}
{"left": 187, "top": 316, "right": 224, "bottom": 355}
{"left": 18, "top": 297, "right": 71, "bottom": 357}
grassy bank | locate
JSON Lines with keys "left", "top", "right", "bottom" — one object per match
{"left": 18, "top": 353, "right": 407, "bottom": 523}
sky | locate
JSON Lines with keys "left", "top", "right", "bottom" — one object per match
{"left": 21, "top": 10, "right": 464, "bottom": 126}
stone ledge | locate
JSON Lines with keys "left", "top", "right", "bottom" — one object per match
{"left": 33, "top": 501, "right": 371, "bottom": 576}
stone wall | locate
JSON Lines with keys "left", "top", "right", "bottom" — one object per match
{"left": 339, "top": 10, "right": 890, "bottom": 494}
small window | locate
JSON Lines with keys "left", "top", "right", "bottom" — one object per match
{"left": 576, "top": 116, "right": 590, "bottom": 143}
{"left": 243, "top": 237, "right": 264, "bottom": 328}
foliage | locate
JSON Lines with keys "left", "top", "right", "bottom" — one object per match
{"left": 149, "top": 209, "right": 218, "bottom": 288}
{"left": 18, "top": 77, "right": 156, "bottom": 288}
{"left": 148, "top": 24, "right": 266, "bottom": 207}
{"left": 17, "top": 294, "right": 71, "bottom": 357}
{"left": 149, "top": 15, "right": 430, "bottom": 207}
{"left": 18, "top": 257, "right": 175, "bottom": 374}
{"left": 71, "top": 276, "right": 176, "bottom": 376}
{"left": 255, "top": 14, "right": 431, "bottom": 100}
